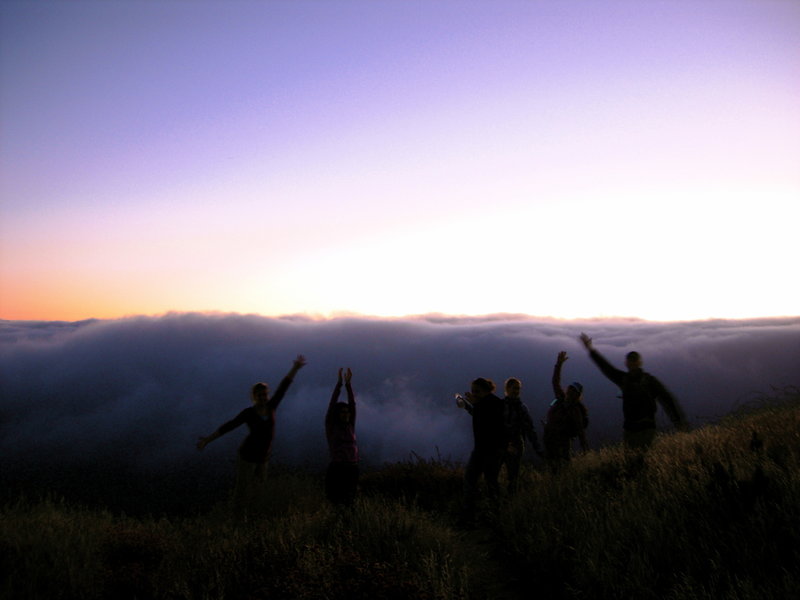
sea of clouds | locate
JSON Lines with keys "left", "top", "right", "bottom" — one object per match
{"left": 1, "top": 313, "right": 798, "bottom": 477}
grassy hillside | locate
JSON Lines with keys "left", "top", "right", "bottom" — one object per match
{"left": 3, "top": 389, "right": 798, "bottom": 599}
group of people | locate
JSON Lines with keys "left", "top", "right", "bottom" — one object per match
{"left": 456, "top": 333, "right": 689, "bottom": 520}
{"left": 197, "top": 333, "right": 689, "bottom": 518}
{"left": 455, "top": 348, "right": 586, "bottom": 521}
{"left": 197, "top": 355, "right": 361, "bottom": 515}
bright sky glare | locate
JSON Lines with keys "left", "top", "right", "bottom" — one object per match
{"left": 1, "top": 0, "right": 798, "bottom": 322}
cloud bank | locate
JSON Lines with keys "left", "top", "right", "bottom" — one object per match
{"left": 1, "top": 313, "right": 798, "bottom": 478}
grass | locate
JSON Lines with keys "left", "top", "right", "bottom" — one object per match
{"left": 493, "top": 387, "right": 800, "bottom": 599}
{"left": 3, "top": 388, "right": 799, "bottom": 599}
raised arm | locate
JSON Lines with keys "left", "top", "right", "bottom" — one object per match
{"left": 344, "top": 367, "right": 355, "bottom": 425}
{"left": 270, "top": 354, "right": 307, "bottom": 409}
{"left": 580, "top": 333, "right": 625, "bottom": 386}
{"left": 552, "top": 351, "right": 568, "bottom": 401}
{"left": 287, "top": 354, "right": 307, "bottom": 379}
{"left": 327, "top": 368, "right": 344, "bottom": 422}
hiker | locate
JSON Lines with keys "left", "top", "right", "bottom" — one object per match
{"left": 543, "top": 351, "right": 589, "bottom": 470}
{"left": 197, "top": 354, "right": 307, "bottom": 516}
{"left": 325, "top": 367, "right": 359, "bottom": 506}
{"left": 457, "top": 377, "right": 507, "bottom": 522}
{"left": 580, "top": 333, "right": 689, "bottom": 449}
{"left": 502, "top": 377, "right": 543, "bottom": 493}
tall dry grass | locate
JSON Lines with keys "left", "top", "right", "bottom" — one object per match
{"left": 493, "top": 389, "right": 800, "bottom": 599}
{"left": 2, "top": 483, "right": 472, "bottom": 599}
{"left": 3, "top": 389, "right": 798, "bottom": 599}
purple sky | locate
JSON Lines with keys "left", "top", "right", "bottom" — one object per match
{"left": 1, "top": 1, "right": 799, "bottom": 321}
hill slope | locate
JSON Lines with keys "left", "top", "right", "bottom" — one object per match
{"left": 3, "top": 389, "right": 798, "bottom": 599}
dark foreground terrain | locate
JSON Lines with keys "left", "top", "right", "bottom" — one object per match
{"left": 3, "top": 389, "right": 799, "bottom": 599}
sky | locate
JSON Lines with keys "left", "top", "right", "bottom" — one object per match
{"left": 2, "top": 314, "right": 798, "bottom": 478}
{"left": 1, "top": 0, "right": 798, "bottom": 323}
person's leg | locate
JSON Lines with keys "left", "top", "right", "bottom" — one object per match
{"left": 326, "top": 462, "right": 358, "bottom": 506}
{"left": 325, "top": 462, "right": 341, "bottom": 504}
{"left": 251, "top": 461, "right": 268, "bottom": 511}
{"left": 462, "top": 450, "right": 481, "bottom": 521}
{"left": 484, "top": 451, "right": 503, "bottom": 498}
{"left": 505, "top": 451, "right": 521, "bottom": 494}
{"left": 343, "top": 462, "right": 359, "bottom": 505}
{"left": 624, "top": 428, "right": 656, "bottom": 450}
{"left": 545, "top": 435, "right": 569, "bottom": 473}
{"left": 233, "top": 457, "right": 261, "bottom": 518}
{"left": 505, "top": 439, "right": 524, "bottom": 493}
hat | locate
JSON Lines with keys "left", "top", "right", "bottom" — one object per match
{"left": 568, "top": 381, "right": 583, "bottom": 394}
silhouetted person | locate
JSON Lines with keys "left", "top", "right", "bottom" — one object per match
{"left": 325, "top": 367, "right": 359, "bottom": 506}
{"left": 197, "top": 354, "right": 307, "bottom": 517}
{"left": 543, "top": 351, "right": 589, "bottom": 471}
{"left": 580, "top": 333, "right": 688, "bottom": 449}
{"left": 457, "top": 377, "right": 506, "bottom": 523}
{"left": 502, "top": 377, "right": 542, "bottom": 493}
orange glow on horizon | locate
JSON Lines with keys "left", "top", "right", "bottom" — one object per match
{"left": 2, "top": 4, "right": 797, "bottom": 325}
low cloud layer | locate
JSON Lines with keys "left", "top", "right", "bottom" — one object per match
{"left": 2, "top": 313, "right": 798, "bottom": 476}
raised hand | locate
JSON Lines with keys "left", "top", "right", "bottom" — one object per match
{"left": 557, "top": 350, "right": 569, "bottom": 364}
{"left": 344, "top": 368, "right": 353, "bottom": 384}
{"left": 579, "top": 333, "right": 593, "bottom": 350}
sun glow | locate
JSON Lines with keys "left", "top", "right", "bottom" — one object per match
{"left": 231, "top": 185, "right": 797, "bottom": 323}
{"left": 1, "top": 1, "right": 798, "bottom": 323}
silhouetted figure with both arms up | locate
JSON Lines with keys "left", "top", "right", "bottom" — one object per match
{"left": 325, "top": 367, "right": 359, "bottom": 506}
{"left": 543, "top": 351, "right": 589, "bottom": 471}
{"left": 197, "top": 354, "right": 307, "bottom": 518}
{"left": 580, "top": 333, "right": 688, "bottom": 449}
{"left": 502, "top": 377, "right": 542, "bottom": 492}
{"left": 457, "top": 377, "right": 507, "bottom": 524}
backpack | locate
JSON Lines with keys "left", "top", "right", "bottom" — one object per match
{"left": 546, "top": 398, "right": 588, "bottom": 438}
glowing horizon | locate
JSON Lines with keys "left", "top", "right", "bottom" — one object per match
{"left": 2, "top": 1, "right": 798, "bottom": 323}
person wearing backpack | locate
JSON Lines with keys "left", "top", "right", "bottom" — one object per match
{"left": 502, "top": 377, "right": 543, "bottom": 493}
{"left": 543, "top": 351, "right": 589, "bottom": 471}
{"left": 579, "top": 333, "right": 689, "bottom": 449}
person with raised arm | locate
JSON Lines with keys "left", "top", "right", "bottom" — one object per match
{"left": 325, "top": 367, "right": 359, "bottom": 506}
{"left": 197, "top": 354, "right": 307, "bottom": 516}
{"left": 543, "top": 351, "right": 589, "bottom": 471}
{"left": 580, "top": 333, "right": 688, "bottom": 449}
